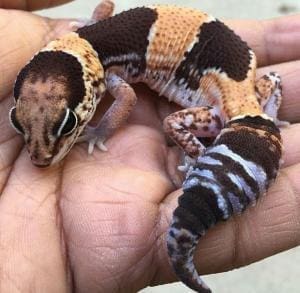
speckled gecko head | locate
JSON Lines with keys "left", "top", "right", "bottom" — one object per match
{"left": 9, "top": 33, "right": 106, "bottom": 167}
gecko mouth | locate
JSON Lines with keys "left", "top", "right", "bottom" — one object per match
{"left": 33, "top": 163, "right": 51, "bottom": 168}
{"left": 31, "top": 156, "right": 53, "bottom": 168}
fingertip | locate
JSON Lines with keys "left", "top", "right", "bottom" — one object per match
{"left": 227, "top": 15, "right": 300, "bottom": 66}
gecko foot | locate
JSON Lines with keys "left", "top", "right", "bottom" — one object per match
{"left": 77, "top": 134, "right": 108, "bottom": 155}
{"left": 178, "top": 155, "right": 197, "bottom": 173}
{"left": 88, "top": 137, "right": 108, "bottom": 154}
{"left": 275, "top": 119, "right": 290, "bottom": 128}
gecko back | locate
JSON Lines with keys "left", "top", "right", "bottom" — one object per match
{"left": 10, "top": 4, "right": 259, "bottom": 166}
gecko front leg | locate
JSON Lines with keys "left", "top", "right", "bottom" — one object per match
{"left": 82, "top": 73, "right": 137, "bottom": 154}
{"left": 163, "top": 107, "right": 224, "bottom": 171}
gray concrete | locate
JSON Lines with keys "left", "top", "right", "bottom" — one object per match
{"left": 38, "top": 1, "right": 300, "bottom": 292}
{"left": 38, "top": 0, "right": 300, "bottom": 19}
{"left": 141, "top": 248, "right": 300, "bottom": 293}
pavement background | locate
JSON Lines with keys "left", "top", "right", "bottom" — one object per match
{"left": 38, "top": 1, "right": 300, "bottom": 292}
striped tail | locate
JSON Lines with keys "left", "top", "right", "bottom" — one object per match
{"left": 167, "top": 115, "right": 282, "bottom": 293}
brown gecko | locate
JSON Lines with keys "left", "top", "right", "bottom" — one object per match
{"left": 9, "top": 2, "right": 286, "bottom": 292}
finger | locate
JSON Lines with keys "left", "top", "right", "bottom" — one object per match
{"left": 281, "top": 123, "right": 300, "bottom": 167}
{"left": 0, "top": 0, "right": 73, "bottom": 10}
{"left": 227, "top": 14, "right": 300, "bottom": 67}
{"left": 0, "top": 10, "right": 74, "bottom": 99}
{"left": 157, "top": 162, "right": 300, "bottom": 285}
{"left": 60, "top": 127, "right": 175, "bottom": 292}
{"left": 257, "top": 61, "right": 300, "bottom": 123}
{"left": 0, "top": 153, "right": 68, "bottom": 292}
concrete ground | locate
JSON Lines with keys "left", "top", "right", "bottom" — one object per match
{"left": 38, "top": 1, "right": 300, "bottom": 292}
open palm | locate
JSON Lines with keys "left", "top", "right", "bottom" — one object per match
{"left": 0, "top": 2, "right": 299, "bottom": 292}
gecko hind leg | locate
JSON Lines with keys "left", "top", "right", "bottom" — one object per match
{"left": 163, "top": 107, "right": 224, "bottom": 172}
{"left": 70, "top": 0, "right": 115, "bottom": 30}
{"left": 82, "top": 73, "right": 137, "bottom": 154}
{"left": 255, "top": 72, "right": 289, "bottom": 127}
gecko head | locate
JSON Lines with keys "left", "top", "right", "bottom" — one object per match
{"left": 9, "top": 50, "right": 102, "bottom": 167}
{"left": 9, "top": 74, "right": 89, "bottom": 168}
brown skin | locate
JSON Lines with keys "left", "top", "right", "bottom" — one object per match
{"left": 0, "top": 2, "right": 300, "bottom": 292}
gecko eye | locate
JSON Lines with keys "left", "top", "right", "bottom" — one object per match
{"left": 55, "top": 108, "right": 78, "bottom": 137}
{"left": 9, "top": 107, "right": 24, "bottom": 134}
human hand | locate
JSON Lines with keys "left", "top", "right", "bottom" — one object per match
{"left": 0, "top": 2, "right": 299, "bottom": 292}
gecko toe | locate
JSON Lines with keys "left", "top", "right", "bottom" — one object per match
{"left": 96, "top": 140, "right": 108, "bottom": 152}
{"left": 178, "top": 155, "right": 197, "bottom": 173}
{"left": 88, "top": 138, "right": 97, "bottom": 154}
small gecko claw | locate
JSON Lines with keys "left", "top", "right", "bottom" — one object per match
{"left": 96, "top": 140, "right": 108, "bottom": 152}
{"left": 88, "top": 138, "right": 97, "bottom": 155}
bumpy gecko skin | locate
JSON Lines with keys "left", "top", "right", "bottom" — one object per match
{"left": 11, "top": 4, "right": 272, "bottom": 167}
{"left": 167, "top": 115, "right": 283, "bottom": 292}
{"left": 10, "top": 33, "right": 105, "bottom": 166}
{"left": 9, "top": 3, "right": 286, "bottom": 291}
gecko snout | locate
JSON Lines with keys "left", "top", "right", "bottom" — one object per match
{"left": 31, "top": 159, "right": 52, "bottom": 168}
{"left": 30, "top": 153, "right": 53, "bottom": 168}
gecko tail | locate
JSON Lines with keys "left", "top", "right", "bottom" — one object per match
{"left": 167, "top": 188, "right": 223, "bottom": 293}
{"left": 167, "top": 229, "right": 211, "bottom": 293}
{"left": 167, "top": 115, "right": 283, "bottom": 292}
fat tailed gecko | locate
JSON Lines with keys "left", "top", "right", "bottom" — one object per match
{"left": 9, "top": 1, "right": 285, "bottom": 292}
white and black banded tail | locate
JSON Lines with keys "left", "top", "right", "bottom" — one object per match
{"left": 167, "top": 115, "right": 282, "bottom": 293}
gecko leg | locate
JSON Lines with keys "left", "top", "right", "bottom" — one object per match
{"left": 69, "top": 0, "right": 115, "bottom": 30}
{"left": 163, "top": 107, "right": 224, "bottom": 171}
{"left": 255, "top": 72, "right": 289, "bottom": 127}
{"left": 83, "top": 73, "right": 137, "bottom": 154}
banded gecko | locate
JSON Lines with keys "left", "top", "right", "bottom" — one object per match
{"left": 9, "top": 2, "right": 285, "bottom": 292}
